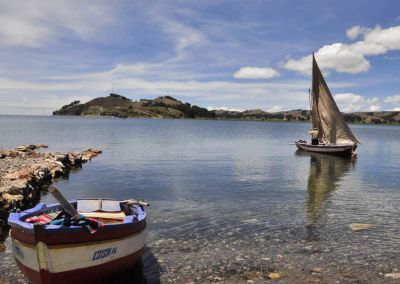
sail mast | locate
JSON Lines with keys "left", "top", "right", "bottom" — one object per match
{"left": 308, "top": 87, "right": 312, "bottom": 129}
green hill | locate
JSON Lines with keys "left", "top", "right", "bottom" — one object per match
{"left": 53, "top": 94, "right": 400, "bottom": 125}
{"left": 53, "top": 94, "right": 215, "bottom": 119}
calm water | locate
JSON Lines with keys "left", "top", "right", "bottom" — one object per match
{"left": 1, "top": 116, "right": 400, "bottom": 283}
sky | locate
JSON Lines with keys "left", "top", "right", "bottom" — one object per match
{"left": 0, "top": 0, "right": 400, "bottom": 115}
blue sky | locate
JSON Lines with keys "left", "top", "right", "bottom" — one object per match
{"left": 0, "top": 0, "right": 400, "bottom": 115}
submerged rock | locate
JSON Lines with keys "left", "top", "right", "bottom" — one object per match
{"left": 14, "top": 144, "right": 48, "bottom": 152}
{"left": 311, "top": 267, "right": 322, "bottom": 273}
{"left": 349, "top": 223, "right": 375, "bottom": 232}
{"left": 385, "top": 272, "right": 400, "bottom": 279}
{"left": 268, "top": 272, "right": 282, "bottom": 279}
{"left": 82, "top": 148, "right": 102, "bottom": 162}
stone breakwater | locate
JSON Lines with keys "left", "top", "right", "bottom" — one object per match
{"left": 0, "top": 144, "right": 101, "bottom": 225}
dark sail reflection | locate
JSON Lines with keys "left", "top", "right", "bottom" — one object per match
{"left": 296, "top": 151, "right": 354, "bottom": 240}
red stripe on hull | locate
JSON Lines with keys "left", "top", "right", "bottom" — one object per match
{"left": 11, "top": 221, "right": 146, "bottom": 245}
{"left": 15, "top": 248, "right": 145, "bottom": 284}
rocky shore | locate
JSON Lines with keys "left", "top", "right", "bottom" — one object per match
{"left": 0, "top": 144, "right": 101, "bottom": 226}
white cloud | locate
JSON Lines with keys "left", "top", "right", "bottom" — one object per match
{"left": 1, "top": 63, "right": 397, "bottom": 114}
{"left": 334, "top": 93, "right": 381, "bottom": 112}
{"left": 384, "top": 95, "right": 400, "bottom": 104}
{"left": 283, "top": 44, "right": 370, "bottom": 75}
{"left": 233, "top": 67, "right": 280, "bottom": 79}
{"left": 369, "top": 105, "right": 381, "bottom": 112}
{"left": 0, "top": 91, "right": 93, "bottom": 115}
{"left": 315, "top": 43, "right": 371, "bottom": 73}
{"left": 346, "top": 26, "right": 368, "bottom": 40}
{"left": 383, "top": 95, "right": 400, "bottom": 111}
{"left": 283, "top": 25, "right": 400, "bottom": 75}
{"left": 349, "top": 41, "right": 387, "bottom": 56}
{"left": 207, "top": 106, "right": 244, "bottom": 112}
{"left": 267, "top": 106, "right": 282, "bottom": 112}
{"left": 364, "top": 25, "right": 400, "bottom": 50}
{"left": 0, "top": 1, "right": 113, "bottom": 47}
{"left": 0, "top": 15, "right": 51, "bottom": 47}
{"left": 147, "top": 6, "right": 207, "bottom": 61}
{"left": 334, "top": 93, "right": 364, "bottom": 112}
{"left": 282, "top": 56, "right": 312, "bottom": 75}
{"left": 0, "top": 64, "right": 311, "bottom": 115}
{"left": 162, "top": 20, "right": 206, "bottom": 58}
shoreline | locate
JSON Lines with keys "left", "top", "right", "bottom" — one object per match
{"left": 0, "top": 144, "right": 101, "bottom": 225}
{"left": 2, "top": 114, "right": 400, "bottom": 126}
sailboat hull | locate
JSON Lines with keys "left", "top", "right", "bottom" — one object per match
{"left": 295, "top": 141, "right": 356, "bottom": 157}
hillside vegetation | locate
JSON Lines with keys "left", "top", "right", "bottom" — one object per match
{"left": 53, "top": 94, "right": 400, "bottom": 124}
{"left": 53, "top": 94, "right": 215, "bottom": 119}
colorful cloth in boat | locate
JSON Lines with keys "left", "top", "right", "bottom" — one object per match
{"left": 49, "top": 213, "right": 104, "bottom": 234}
{"left": 26, "top": 212, "right": 59, "bottom": 224}
{"left": 26, "top": 211, "right": 103, "bottom": 234}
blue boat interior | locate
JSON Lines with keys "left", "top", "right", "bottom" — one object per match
{"left": 8, "top": 200, "right": 146, "bottom": 231}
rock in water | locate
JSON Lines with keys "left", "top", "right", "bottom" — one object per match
{"left": 268, "top": 272, "right": 282, "bottom": 279}
{"left": 82, "top": 148, "right": 102, "bottom": 162}
{"left": 349, "top": 223, "right": 375, "bottom": 231}
{"left": 385, "top": 272, "right": 400, "bottom": 279}
{"left": 14, "top": 144, "right": 48, "bottom": 152}
{"left": 311, "top": 267, "right": 322, "bottom": 273}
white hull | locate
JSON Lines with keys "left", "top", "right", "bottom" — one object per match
{"left": 11, "top": 229, "right": 146, "bottom": 273}
{"left": 295, "top": 142, "right": 356, "bottom": 156}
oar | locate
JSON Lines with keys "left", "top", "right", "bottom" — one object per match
{"left": 48, "top": 185, "right": 80, "bottom": 219}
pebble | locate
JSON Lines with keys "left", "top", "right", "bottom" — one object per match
{"left": 385, "top": 272, "right": 400, "bottom": 279}
{"left": 268, "top": 272, "right": 282, "bottom": 279}
{"left": 311, "top": 267, "right": 322, "bottom": 273}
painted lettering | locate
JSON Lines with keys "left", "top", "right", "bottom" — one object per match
{"left": 92, "top": 247, "right": 117, "bottom": 261}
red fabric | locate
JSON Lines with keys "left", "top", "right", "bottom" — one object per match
{"left": 26, "top": 214, "right": 53, "bottom": 224}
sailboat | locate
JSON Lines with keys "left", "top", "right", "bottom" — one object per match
{"left": 295, "top": 54, "right": 360, "bottom": 156}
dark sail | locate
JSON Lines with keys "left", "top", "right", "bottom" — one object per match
{"left": 311, "top": 54, "right": 360, "bottom": 144}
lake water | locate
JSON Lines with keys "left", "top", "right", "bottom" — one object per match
{"left": 1, "top": 116, "right": 400, "bottom": 283}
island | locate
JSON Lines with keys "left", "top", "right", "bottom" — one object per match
{"left": 53, "top": 94, "right": 400, "bottom": 125}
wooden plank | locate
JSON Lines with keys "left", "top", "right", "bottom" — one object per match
{"left": 79, "top": 212, "right": 126, "bottom": 220}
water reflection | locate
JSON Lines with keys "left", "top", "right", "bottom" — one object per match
{"left": 296, "top": 151, "right": 355, "bottom": 240}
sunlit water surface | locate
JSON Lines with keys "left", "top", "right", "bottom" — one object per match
{"left": 1, "top": 116, "right": 399, "bottom": 283}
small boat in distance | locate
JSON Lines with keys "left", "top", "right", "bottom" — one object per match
{"left": 8, "top": 186, "right": 148, "bottom": 284}
{"left": 295, "top": 54, "right": 360, "bottom": 156}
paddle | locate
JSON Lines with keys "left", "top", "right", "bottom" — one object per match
{"left": 48, "top": 185, "right": 80, "bottom": 220}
